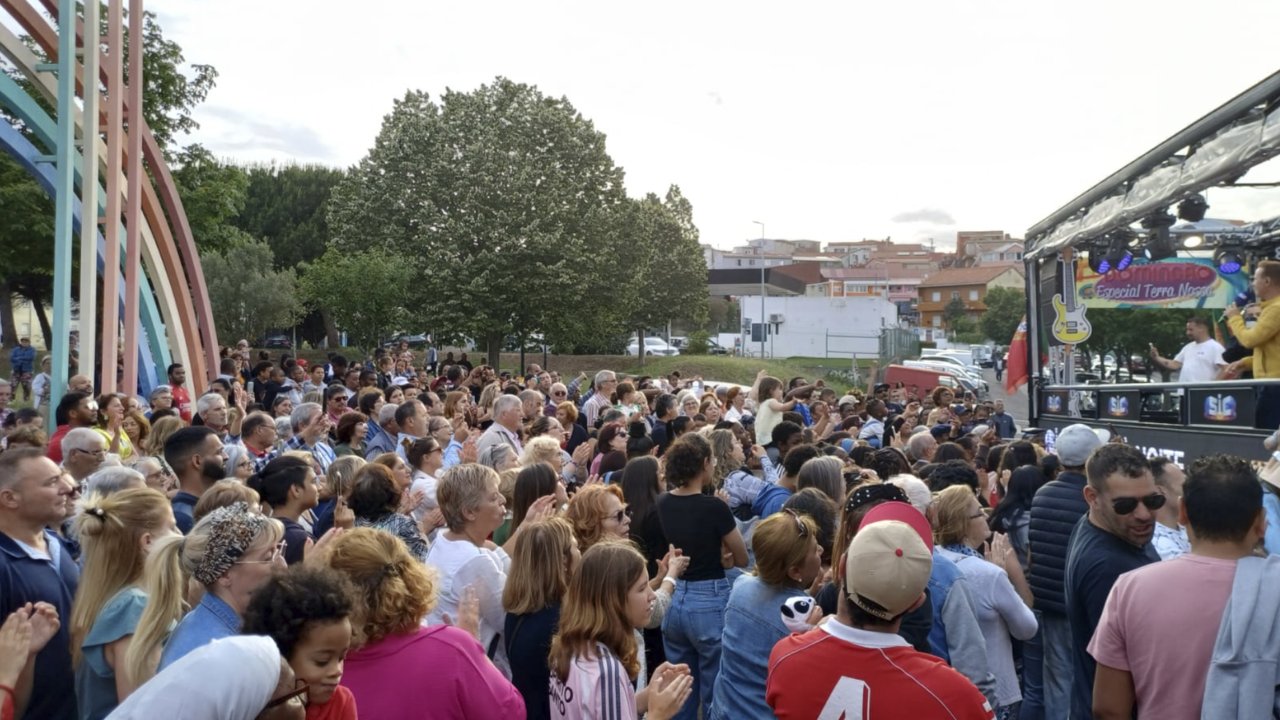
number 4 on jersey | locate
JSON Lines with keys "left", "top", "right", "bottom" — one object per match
{"left": 817, "top": 677, "right": 870, "bottom": 720}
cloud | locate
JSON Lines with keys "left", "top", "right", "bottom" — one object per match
{"left": 198, "top": 105, "right": 337, "bottom": 162}
{"left": 891, "top": 208, "right": 956, "bottom": 225}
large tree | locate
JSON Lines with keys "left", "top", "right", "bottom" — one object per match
{"left": 980, "top": 287, "right": 1026, "bottom": 344}
{"left": 298, "top": 247, "right": 412, "bottom": 354}
{"left": 327, "top": 77, "right": 627, "bottom": 365}
{"left": 201, "top": 240, "right": 304, "bottom": 345}
{"left": 234, "top": 163, "right": 346, "bottom": 346}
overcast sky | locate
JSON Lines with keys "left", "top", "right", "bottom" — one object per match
{"left": 148, "top": 0, "right": 1280, "bottom": 250}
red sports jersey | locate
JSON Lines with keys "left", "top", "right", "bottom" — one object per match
{"left": 767, "top": 620, "right": 994, "bottom": 720}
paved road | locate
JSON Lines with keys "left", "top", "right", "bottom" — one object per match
{"left": 981, "top": 367, "right": 1032, "bottom": 431}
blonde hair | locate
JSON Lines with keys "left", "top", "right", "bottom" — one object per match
{"left": 124, "top": 410, "right": 151, "bottom": 447}
{"left": 478, "top": 382, "right": 502, "bottom": 411}
{"left": 498, "top": 468, "right": 519, "bottom": 507}
{"left": 193, "top": 479, "right": 263, "bottom": 522}
{"left": 549, "top": 542, "right": 644, "bottom": 682}
{"left": 70, "top": 487, "right": 171, "bottom": 666}
{"left": 564, "top": 484, "right": 625, "bottom": 553}
{"left": 323, "top": 527, "right": 438, "bottom": 646}
{"left": 520, "top": 436, "right": 562, "bottom": 468}
{"left": 503, "top": 517, "right": 576, "bottom": 615}
{"left": 144, "top": 416, "right": 184, "bottom": 457}
{"left": 126, "top": 509, "right": 282, "bottom": 685}
{"left": 934, "top": 484, "right": 977, "bottom": 547}
{"left": 438, "top": 464, "right": 500, "bottom": 532}
{"left": 708, "top": 429, "right": 739, "bottom": 487}
{"left": 326, "top": 455, "right": 366, "bottom": 499}
{"left": 752, "top": 510, "right": 819, "bottom": 587}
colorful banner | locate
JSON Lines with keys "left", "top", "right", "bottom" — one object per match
{"left": 1005, "top": 315, "right": 1029, "bottom": 394}
{"left": 1076, "top": 258, "right": 1250, "bottom": 309}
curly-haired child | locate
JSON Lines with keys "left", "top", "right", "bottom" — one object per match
{"left": 243, "top": 565, "right": 357, "bottom": 720}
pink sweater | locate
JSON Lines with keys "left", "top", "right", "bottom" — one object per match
{"left": 341, "top": 625, "right": 525, "bottom": 720}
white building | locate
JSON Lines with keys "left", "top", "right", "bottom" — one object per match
{"left": 737, "top": 294, "right": 898, "bottom": 360}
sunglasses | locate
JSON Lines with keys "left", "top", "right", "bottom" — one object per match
{"left": 603, "top": 507, "right": 630, "bottom": 524}
{"left": 782, "top": 508, "right": 809, "bottom": 538}
{"left": 1110, "top": 493, "right": 1167, "bottom": 515}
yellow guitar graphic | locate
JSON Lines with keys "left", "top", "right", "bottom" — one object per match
{"left": 1051, "top": 256, "right": 1092, "bottom": 344}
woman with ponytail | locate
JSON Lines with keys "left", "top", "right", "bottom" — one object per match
{"left": 245, "top": 455, "right": 319, "bottom": 565}
{"left": 125, "top": 502, "right": 284, "bottom": 684}
{"left": 71, "top": 487, "right": 176, "bottom": 719}
{"left": 323, "top": 527, "right": 524, "bottom": 719}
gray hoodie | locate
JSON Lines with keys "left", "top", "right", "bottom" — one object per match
{"left": 1201, "top": 554, "right": 1280, "bottom": 719}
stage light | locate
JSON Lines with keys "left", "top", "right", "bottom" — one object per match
{"left": 1101, "top": 231, "right": 1134, "bottom": 273}
{"left": 1177, "top": 194, "right": 1209, "bottom": 222}
{"left": 1214, "top": 247, "right": 1242, "bottom": 274}
{"left": 1182, "top": 235, "right": 1204, "bottom": 249}
{"left": 1141, "top": 212, "right": 1177, "bottom": 262}
{"left": 1088, "top": 249, "right": 1107, "bottom": 274}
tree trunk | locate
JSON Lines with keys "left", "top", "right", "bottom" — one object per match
{"left": 637, "top": 328, "right": 646, "bottom": 367}
{"left": 486, "top": 331, "right": 502, "bottom": 369}
{"left": 321, "top": 309, "right": 341, "bottom": 349}
{"left": 0, "top": 279, "right": 17, "bottom": 347}
{"left": 32, "top": 299, "right": 52, "bottom": 357}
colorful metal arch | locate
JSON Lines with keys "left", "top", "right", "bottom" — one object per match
{"left": 0, "top": 0, "right": 218, "bottom": 406}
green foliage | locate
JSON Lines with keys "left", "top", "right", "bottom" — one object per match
{"left": 170, "top": 145, "right": 250, "bottom": 253}
{"left": 299, "top": 247, "right": 413, "bottom": 353}
{"left": 980, "top": 287, "right": 1025, "bottom": 343}
{"left": 235, "top": 164, "right": 345, "bottom": 270}
{"left": 1078, "top": 309, "right": 1205, "bottom": 380}
{"left": 128, "top": 9, "right": 218, "bottom": 155}
{"left": 708, "top": 297, "right": 740, "bottom": 333}
{"left": 942, "top": 297, "right": 969, "bottom": 330}
{"left": 201, "top": 240, "right": 304, "bottom": 345}
{"left": 685, "top": 330, "right": 710, "bottom": 355}
{"left": 327, "top": 78, "right": 630, "bottom": 365}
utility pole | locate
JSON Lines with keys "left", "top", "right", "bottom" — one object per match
{"left": 753, "top": 220, "right": 766, "bottom": 359}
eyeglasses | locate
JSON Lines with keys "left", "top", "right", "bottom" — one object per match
{"left": 264, "top": 679, "right": 309, "bottom": 710}
{"left": 553, "top": 391, "right": 567, "bottom": 397}
{"left": 73, "top": 448, "right": 107, "bottom": 458}
{"left": 602, "top": 507, "right": 630, "bottom": 524}
{"left": 782, "top": 508, "right": 808, "bottom": 537}
{"left": 1110, "top": 493, "right": 1167, "bottom": 515}
{"left": 236, "top": 539, "right": 288, "bottom": 565}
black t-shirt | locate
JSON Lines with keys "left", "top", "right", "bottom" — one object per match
{"left": 656, "top": 492, "right": 735, "bottom": 581}
{"left": 630, "top": 510, "right": 669, "bottom": 579}
{"left": 1064, "top": 515, "right": 1159, "bottom": 720}
{"left": 504, "top": 605, "right": 560, "bottom": 720}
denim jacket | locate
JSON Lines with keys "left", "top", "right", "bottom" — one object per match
{"left": 158, "top": 592, "right": 240, "bottom": 671}
{"left": 709, "top": 575, "right": 806, "bottom": 720}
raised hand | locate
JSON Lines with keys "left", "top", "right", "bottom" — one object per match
{"left": 334, "top": 495, "right": 355, "bottom": 530}
{"left": 0, "top": 609, "right": 32, "bottom": 686}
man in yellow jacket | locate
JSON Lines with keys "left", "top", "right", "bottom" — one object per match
{"left": 1226, "top": 259, "right": 1280, "bottom": 428}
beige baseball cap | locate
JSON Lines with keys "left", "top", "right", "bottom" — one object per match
{"left": 844, "top": 520, "right": 933, "bottom": 621}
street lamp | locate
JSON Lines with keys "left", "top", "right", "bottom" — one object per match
{"left": 753, "top": 220, "right": 766, "bottom": 359}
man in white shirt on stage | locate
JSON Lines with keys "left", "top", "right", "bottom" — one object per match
{"left": 1149, "top": 317, "right": 1227, "bottom": 383}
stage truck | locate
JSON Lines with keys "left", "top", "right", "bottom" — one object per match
{"left": 1023, "top": 70, "right": 1280, "bottom": 466}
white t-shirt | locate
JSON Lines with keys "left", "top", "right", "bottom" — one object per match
{"left": 424, "top": 534, "right": 511, "bottom": 675}
{"left": 1174, "top": 339, "right": 1226, "bottom": 383}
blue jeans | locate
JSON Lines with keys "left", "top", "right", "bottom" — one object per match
{"left": 1040, "top": 612, "right": 1072, "bottom": 720}
{"left": 1019, "top": 615, "right": 1045, "bottom": 720}
{"left": 662, "top": 578, "right": 732, "bottom": 720}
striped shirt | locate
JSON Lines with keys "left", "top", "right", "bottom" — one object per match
{"left": 284, "top": 434, "right": 335, "bottom": 473}
{"left": 550, "top": 643, "right": 636, "bottom": 720}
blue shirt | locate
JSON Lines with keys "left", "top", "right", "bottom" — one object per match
{"left": 171, "top": 491, "right": 199, "bottom": 535}
{"left": 9, "top": 344, "right": 35, "bottom": 373}
{"left": 158, "top": 591, "right": 240, "bottom": 671}
{"left": 285, "top": 434, "right": 335, "bottom": 473}
{"left": 710, "top": 575, "right": 805, "bottom": 719}
{"left": 77, "top": 586, "right": 146, "bottom": 720}
{"left": 0, "top": 529, "right": 80, "bottom": 720}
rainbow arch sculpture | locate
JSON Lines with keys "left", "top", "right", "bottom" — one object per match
{"left": 0, "top": 0, "right": 218, "bottom": 409}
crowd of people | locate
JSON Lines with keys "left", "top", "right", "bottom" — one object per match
{"left": 0, "top": 338, "right": 1277, "bottom": 720}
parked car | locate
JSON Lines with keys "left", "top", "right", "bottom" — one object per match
{"left": 262, "top": 333, "right": 292, "bottom": 349}
{"left": 706, "top": 338, "right": 730, "bottom": 355}
{"left": 626, "top": 337, "right": 680, "bottom": 357}
{"left": 903, "top": 360, "right": 988, "bottom": 395}
{"left": 382, "top": 333, "right": 430, "bottom": 348}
